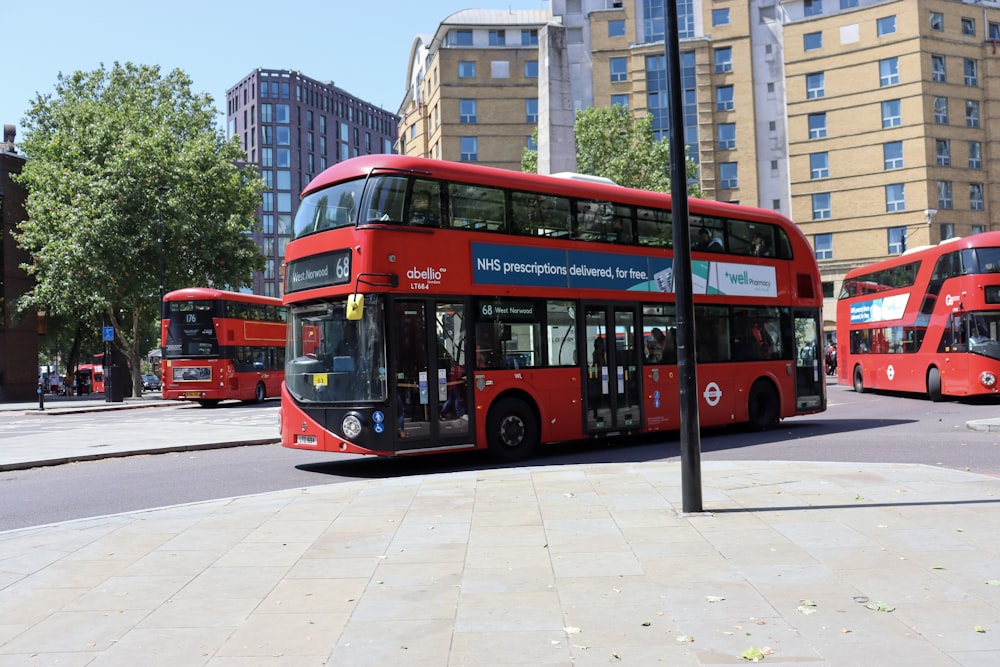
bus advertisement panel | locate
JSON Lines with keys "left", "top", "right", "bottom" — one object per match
{"left": 161, "top": 287, "right": 287, "bottom": 407}
{"left": 837, "top": 233, "right": 1000, "bottom": 400}
{"left": 280, "top": 155, "right": 825, "bottom": 461}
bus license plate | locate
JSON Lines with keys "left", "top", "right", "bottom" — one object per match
{"left": 184, "top": 392, "right": 201, "bottom": 398}
{"left": 296, "top": 435, "right": 318, "bottom": 446}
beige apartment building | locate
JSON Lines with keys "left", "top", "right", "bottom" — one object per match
{"left": 398, "top": 0, "right": 1000, "bottom": 333}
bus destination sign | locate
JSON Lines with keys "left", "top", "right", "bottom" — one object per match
{"left": 285, "top": 249, "right": 352, "bottom": 293}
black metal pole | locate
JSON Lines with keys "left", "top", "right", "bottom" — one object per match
{"left": 665, "top": 2, "right": 703, "bottom": 513}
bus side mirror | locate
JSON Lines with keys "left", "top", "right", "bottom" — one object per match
{"left": 346, "top": 294, "right": 364, "bottom": 321}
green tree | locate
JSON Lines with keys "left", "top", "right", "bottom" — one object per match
{"left": 13, "top": 62, "right": 265, "bottom": 398}
{"left": 521, "top": 105, "right": 702, "bottom": 197}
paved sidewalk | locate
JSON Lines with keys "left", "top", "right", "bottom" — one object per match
{"left": 2, "top": 393, "right": 1000, "bottom": 665}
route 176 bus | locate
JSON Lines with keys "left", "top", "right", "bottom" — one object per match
{"left": 161, "top": 287, "right": 287, "bottom": 407}
{"left": 837, "top": 232, "right": 1000, "bottom": 401}
{"left": 280, "top": 155, "right": 826, "bottom": 461}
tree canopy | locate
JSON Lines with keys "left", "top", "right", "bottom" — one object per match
{"left": 13, "top": 62, "right": 265, "bottom": 396}
{"left": 522, "top": 105, "right": 702, "bottom": 197}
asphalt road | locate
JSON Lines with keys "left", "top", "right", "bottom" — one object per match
{"left": 0, "top": 382, "right": 997, "bottom": 531}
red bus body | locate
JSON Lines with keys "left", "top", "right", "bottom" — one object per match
{"left": 280, "top": 155, "right": 826, "bottom": 460}
{"left": 837, "top": 233, "right": 1000, "bottom": 400}
{"left": 161, "top": 287, "right": 287, "bottom": 407}
{"left": 75, "top": 363, "right": 104, "bottom": 394}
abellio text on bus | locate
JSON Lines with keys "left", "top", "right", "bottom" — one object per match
{"left": 279, "top": 155, "right": 826, "bottom": 461}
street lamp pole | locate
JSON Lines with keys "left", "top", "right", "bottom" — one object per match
{"left": 157, "top": 186, "right": 170, "bottom": 308}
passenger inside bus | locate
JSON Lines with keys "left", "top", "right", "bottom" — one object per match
{"left": 409, "top": 187, "right": 440, "bottom": 226}
{"left": 694, "top": 227, "right": 723, "bottom": 251}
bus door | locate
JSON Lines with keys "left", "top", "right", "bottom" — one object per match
{"left": 582, "top": 305, "right": 642, "bottom": 434}
{"left": 389, "top": 299, "right": 471, "bottom": 450}
{"left": 793, "top": 309, "right": 825, "bottom": 412}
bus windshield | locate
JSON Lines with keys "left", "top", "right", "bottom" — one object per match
{"left": 286, "top": 295, "right": 387, "bottom": 403}
{"left": 293, "top": 177, "right": 364, "bottom": 238}
{"left": 164, "top": 299, "right": 218, "bottom": 358}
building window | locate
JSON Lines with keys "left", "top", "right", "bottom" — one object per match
{"left": 806, "top": 72, "right": 825, "bottom": 99}
{"left": 885, "top": 183, "right": 905, "bottom": 212}
{"left": 936, "top": 139, "right": 950, "bottom": 166}
{"left": 804, "top": 0, "right": 823, "bottom": 17}
{"left": 716, "top": 85, "right": 734, "bottom": 111}
{"left": 966, "top": 100, "right": 980, "bottom": 127}
{"left": 964, "top": 59, "right": 978, "bottom": 86}
{"left": 934, "top": 96, "right": 949, "bottom": 124}
{"left": 937, "top": 180, "right": 953, "bottom": 209}
{"left": 712, "top": 8, "right": 730, "bottom": 26}
{"left": 932, "top": 55, "right": 946, "bottom": 82}
{"left": 526, "top": 98, "right": 538, "bottom": 123}
{"left": 489, "top": 30, "right": 506, "bottom": 46}
{"left": 991, "top": 22, "right": 1000, "bottom": 40}
{"left": 841, "top": 0, "right": 858, "bottom": 7}
{"left": 714, "top": 47, "right": 733, "bottom": 73}
{"left": 718, "top": 123, "right": 736, "bottom": 149}
{"left": 459, "top": 99, "right": 477, "bottom": 124}
{"left": 881, "top": 99, "right": 901, "bottom": 128}
{"left": 719, "top": 162, "right": 738, "bottom": 189}
{"left": 610, "top": 57, "right": 628, "bottom": 82}
{"left": 970, "top": 183, "right": 984, "bottom": 210}
{"left": 962, "top": 17, "right": 976, "bottom": 37}
{"left": 810, "top": 152, "right": 829, "bottom": 179}
{"left": 814, "top": 233, "right": 833, "bottom": 260}
{"left": 527, "top": 135, "right": 537, "bottom": 151}
{"left": 884, "top": 141, "right": 903, "bottom": 170}
{"left": 521, "top": 29, "right": 538, "bottom": 45}
{"left": 808, "top": 112, "right": 827, "bottom": 139}
{"left": 877, "top": 15, "right": 896, "bottom": 36}
{"left": 888, "top": 226, "right": 907, "bottom": 254}
{"left": 491, "top": 61, "right": 510, "bottom": 78}
{"left": 611, "top": 94, "right": 629, "bottom": 108}
{"left": 804, "top": 31, "right": 823, "bottom": 51}
{"left": 451, "top": 29, "right": 473, "bottom": 46}
{"left": 812, "top": 193, "right": 832, "bottom": 220}
{"left": 930, "top": 12, "right": 943, "bottom": 32}
{"left": 879, "top": 57, "right": 899, "bottom": 86}
{"left": 525, "top": 60, "right": 538, "bottom": 78}
{"left": 941, "top": 223, "right": 956, "bottom": 240}
{"left": 459, "top": 61, "right": 476, "bottom": 78}
{"left": 460, "top": 136, "right": 478, "bottom": 162}
{"left": 969, "top": 141, "right": 982, "bottom": 169}
{"left": 972, "top": 224, "right": 986, "bottom": 235}
{"left": 608, "top": 20, "right": 625, "bottom": 37}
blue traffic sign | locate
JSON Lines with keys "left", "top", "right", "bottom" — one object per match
{"left": 102, "top": 326, "right": 114, "bottom": 342}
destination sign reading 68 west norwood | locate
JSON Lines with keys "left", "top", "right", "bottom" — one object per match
{"left": 284, "top": 249, "right": 352, "bottom": 293}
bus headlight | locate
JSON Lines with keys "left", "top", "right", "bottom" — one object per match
{"left": 342, "top": 413, "right": 363, "bottom": 440}
{"left": 980, "top": 371, "right": 997, "bottom": 388}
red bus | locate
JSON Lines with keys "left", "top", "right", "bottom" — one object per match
{"left": 280, "top": 155, "right": 825, "bottom": 460}
{"left": 75, "top": 362, "right": 104, "bottom": 394}
{"left": 837, "top": 233, "right": 1000, "bottom": 401}
{"left": 161, "top": 287, "right": 287, "bottom": 407}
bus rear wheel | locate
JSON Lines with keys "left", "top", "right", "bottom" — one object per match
{"left": 254, "top": 382, "right": 267, "bottom": 403}
{"left": 927, "top": 367, "right": 943, "bottom": 402}
{"left": 486, "top": 397, "right": 539, "bottom": 462}
{"left": 198, "top": 399, "right": 220, "bottom": 408}
{"left": 853, "top": 366, "right": 865, "bottom": 394}
{"left": 747, "top": 379, "right": 779, "bottom": 431}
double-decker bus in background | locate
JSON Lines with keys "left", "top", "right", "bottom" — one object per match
{"left": 837, "top": 232, "right": 1000, "bottom": 401}
{"left": 161, "top": 287, "right": 287, "bottom": 407}
{"left": 75, "top": 356, "right": 105, "bottom": 394}
{"left": 280, "top": 155, "right": 825, "bottom": 461}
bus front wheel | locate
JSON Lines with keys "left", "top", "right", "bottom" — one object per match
{"left": 853, "top": 366, "right": 865, "bottom": 394}
{"left": 747, "top": 379, "right": 779, "bottom": 431}
{"left": 486, "top": 397, "right": 539, "bottom": 462}
{"left": 254, "top": 382, "right": 267, "bottom": 403}
{"left": 927, "top": 367, "right": 943, "bottom": 402}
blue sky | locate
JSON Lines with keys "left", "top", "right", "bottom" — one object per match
{"left": 3, "top": 1, "right": 548, "bottom": 141}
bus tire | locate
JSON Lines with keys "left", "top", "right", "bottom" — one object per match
{"left": 853, "top": 366, "right": 865, "bottom": 394}
{"left": 747, "top": 379, "right": 779, "bottom": 431}
{"left": 198, "top": 399, "right": 220, "bottom": 408}
{"left": 254, "top": 382, "right": 267, "bottom": 403}
{"left": 485, "top": 397, "right": 539, "bottom": 462}
{"left": 927, "top": 367, "right": 943, "bottom": 402}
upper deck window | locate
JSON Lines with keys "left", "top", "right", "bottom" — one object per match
{"left": 293, "top": 177, "right": 363, "bottom": 238}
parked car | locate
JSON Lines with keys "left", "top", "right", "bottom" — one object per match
{"left": 142, "top": 374, "right": 161, "bottom": 391}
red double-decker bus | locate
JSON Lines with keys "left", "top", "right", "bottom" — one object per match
{"left": 280, "top": 155, "right": 825, "bottom": 460}
{"left": 161, "top": 287, "right": 287, "bottom": 407}
{"left": 837, "top": 233, "right": 1000, "bottom": 400}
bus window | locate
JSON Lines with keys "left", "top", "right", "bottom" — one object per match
{"left": 408, "top": 179, "right": 442, "bottom": 226}
{"left": 695, "top": 305, "right": 731, "bottom": 361}
{"left": 293, "top": 178, "right": 362, "bottom": 237}
{"left": 512, "top": 192, "right": 571, "bottom": 237}
{"left": 546, "top": 301, "right": 577, "bottom": 366}
{"left": 449, "top": 183, "right": 506, "bottom": 232}
{"left": 642, "top": 304, "right": 677, "bottom": 364}
{"left": 365, "top": 175, "right": 407, "bottom": 223}
{"left": 576, "top": 201, "right": 632, "bottom": 243}
{"left": 637, "top": 208, "right": 672, "bottom": 248}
